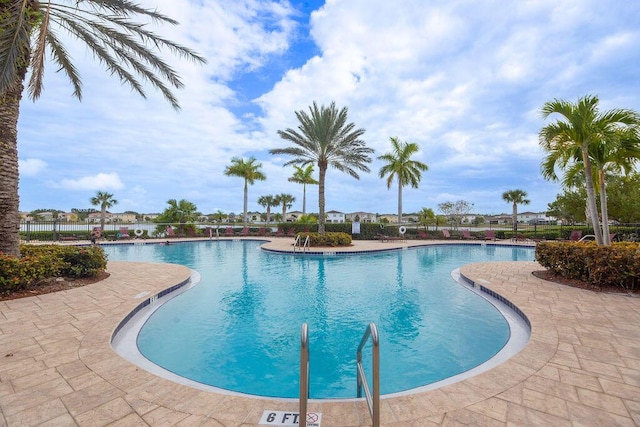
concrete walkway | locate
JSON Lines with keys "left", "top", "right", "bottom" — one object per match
{"left": 0, "top": 238, "right": 639, "bottom": 426}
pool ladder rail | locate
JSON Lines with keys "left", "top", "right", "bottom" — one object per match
{"left": 294, "top": 234, "right": 310, "bottom": 252}
{"left": 299, "top": 322, "right": 380, "bottom": 427}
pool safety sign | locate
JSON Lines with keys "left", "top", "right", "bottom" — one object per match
{"left": 259, "top": 410, "right": 322, "bottom": 426}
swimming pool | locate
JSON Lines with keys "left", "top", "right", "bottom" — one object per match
{"left": 106, "top": 241, "right": 534, "bottom": 399}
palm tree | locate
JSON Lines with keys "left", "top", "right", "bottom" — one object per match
{"left": 270, "top": 101, "right": 374, "bottom": 234}
{"left": 161, "top": 199, "right": 199, "bottom": 234}
{"left": 90, "top": 191, "right": 118, "bottom": 232}
{"left": 224, "top": 157, "right": 266, "bottom": 227}
{"left": 257, "top": 194, "right": 278, "bottom": 223}
{"left": 276, "top": 193, "right": 295, "bottom": 222}
{"left": 0, "top": 1, "right": 205, "bottom": 256}
{"left": 418, "top": 207, "right": 436, "bottom": 231}
{"left": 540, "top": 95, "right": 640, "bottom": 245}
{"left": 378, "top": 137, "right": 429, "bottom": 225}
{"left": 502, "top": 189, "right": 530, "bottom": 234}
{"left": 288, "top": 165, "right": 318, "bottom": 216}
{"left": 557, "top": 127, "right": 640, "bottom": 244}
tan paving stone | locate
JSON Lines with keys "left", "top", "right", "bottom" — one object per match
{"left": 60, "top": 380, "right": 124, "bottom": 417}
{"left": 0, "top": 377, "right": 74, "bottom": 416}
{"left": 579, "top": 358, "right": 624, "bottom": 380}
{"left": 536, "top": 365, "right": 560, "bottom": 381}
{"left": 175, "top": 414, "right": 226, "bottom": 426}
{"left": 598, "top": 378, "right": 640, "bottom": 403}
{"left": 566, "top": 401, "right": 635, "bottom": 426}
{"left": 173, "top": 390, "right": 227, "bottom": 416}
{"left": 467, "top": 397, "right": 508, "bottom": 422}
{"left": 618, "top": 365, "right": 640, "bottom": 387}
{"left": 67, "top": 371, "right": 107, "bottom": 391}
{"left": 521, "top": 388, "right": 569, "bottom": 419}
{"left": 521, "top": 375, "right": 579, "bottom": 403}
{"left": 505, "top": 401, "right": 571, "bottom": 426}
{"left": 42, "top": 413, "right": 78, "bottom": 426}
{"left": 4, "top": 397, "right": 68, "bottom": 426}
{"left": 558, "top": 369, "right": 602, "bottom": 392}
{"left": 576, "top": 387, "right": 629, "bottom": 417}
{"left": 124, "top": 394, "right": 159, "bottom": 417}
{"left": 141, "top": 406, "right": 190, "bottom": 426}
{"left": 0, "top": 359, "right": 47, "bottom": 382}
{"left": 625, "top": 400, "right": 640, "bottom": 426}
{"left": 74, "top": 397, "right": 134, "bottom": 426}
{"left": 103, "top": 412, "right": 148, "bottom": 427}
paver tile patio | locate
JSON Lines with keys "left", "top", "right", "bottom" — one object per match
{"left": 0, "top": 238, "right": 639, "bottom": 425}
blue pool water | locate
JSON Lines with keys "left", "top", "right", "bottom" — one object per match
{"left": 105, "top": 241, "right": 534, "bottom": 399}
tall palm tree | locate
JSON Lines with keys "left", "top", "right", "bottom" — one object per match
{"left": 288, "top": 165, "right": 318, "bottom": 216}
{"left": 0, "top": 1, "right": 205, "bottom": 256}
{"left": 540, "top": 95, "right": 640, "bottom": 245}
{"left": 270, "top": 101, "right": 374, "bottom": 234}
{"left": 90, "top": 191, "right": 118, "bottom": 232}
{"left": 558, "top": 127, "right": 640, "bottom": 244}
{"left": 502, "top": 189, "right": 530, "bottom": 234}
{"left": 224, "top": 157, "right": 266, "bottom": 227}
{"left": 378, "top": 137, "right": 429, "bottom": 225}
{"left": 276, "top": 193, "right": 295, "bottom": 222}
{"left": 257, "top": 194, "right": 278, "bottom": 223}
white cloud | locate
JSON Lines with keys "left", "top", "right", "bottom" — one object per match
{"left": 50, "top": 173, "right": 125, "bottom": 191}
{"left": 19, "top": 158, "right": 47, "bottom": 176}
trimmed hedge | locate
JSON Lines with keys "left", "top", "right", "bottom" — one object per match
{"left": 1, "top": 245, "right": 108, "bottom": 294}
{"left": 297, "top": 232, "right": 352, "bottom": 247}
{"left": 535, "top": 241, "right": 640, "bottom": 290}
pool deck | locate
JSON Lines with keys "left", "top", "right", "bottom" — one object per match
{"left": 0, "top": 238, "right": 639, "bottom": 426}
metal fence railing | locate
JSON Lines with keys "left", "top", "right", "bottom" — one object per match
{"left": 19, "top": 220, "right": 640, "bottom": 243}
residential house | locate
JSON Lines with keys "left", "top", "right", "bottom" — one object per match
{"left": 326, "top": 210, "right": 345, "bottom": 223}
{"left": 286, "top": 211, "right": 303, "bottom": 222}
{"left": 88, "top": 211, "right": 114, "bottom": 223}
{"left": 377, "top": 214, "right": 398, "bottom": 224}
{"left": 346, "top": 212, "right": 377, "bottom": 223}
{"left": 112, "top": 213, "right": 137, "bottom": 223}
{"left": 517, "top": 211, "right": 555, "bottom": 224}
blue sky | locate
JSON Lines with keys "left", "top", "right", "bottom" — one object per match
{"left": 17, "top": 0, "right": 640, "bottom": 216}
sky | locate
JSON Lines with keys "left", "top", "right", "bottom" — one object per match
{"left": 16, "top": 0, "right": 640, "bottom": 217}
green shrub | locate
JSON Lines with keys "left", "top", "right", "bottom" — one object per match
{"left": 298, "top": 232, "right": 352, "bottom": 247}
{"left": 1, "top": 245, "right": 108, "bottom": 295}
{"left": 536, "top": 241, "right": 640, "bottom": 290}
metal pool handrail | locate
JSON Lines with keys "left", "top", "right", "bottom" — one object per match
{"left": 356, "top": 322, "right": 380, "bottom": 427}
{"left": 299, "top": 323, "right": 309, "bottom": 427}
{"left": 294, "top": 235, "right": 310, "bottom": 252}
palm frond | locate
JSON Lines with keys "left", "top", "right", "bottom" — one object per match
{"left": 55, "top": 14, "right": 147, "bottom": 98}
{"left": 0, "top": 1, "right": 32, "bottom": 94}
{"left": 3, "top": 0, "right": 206, "bottom": 108}
{"left": 27, "top": 5, "right": 52, "bottom": 100}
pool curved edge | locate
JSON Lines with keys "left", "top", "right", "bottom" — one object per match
{"left": 78, "top": 260, "right": 560, "bottom": 426}
{"left": 108, "top": 254, "right": 538, "bottom": 402}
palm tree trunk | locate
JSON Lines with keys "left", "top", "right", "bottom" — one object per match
{"left": 397, "top": 180, "right": 403, "bottom": 225}
{"left": 582, "top": 147, "right": 603, "bottom": 245}
{"left": 599, "top": 170, "right": 611, "bottom": 245}
{"left": 266, "top": 207, "right": 271, "bottom": 224}
{"left": 512, "top": 203, "right": 517, "bottom": 234}
{"left": 302, "top": 183, "right": 307, "bottom": 217}
{"left": 0, "top": 32, "right": 30, "bottom": 257}
{"left": 0, "top": 84, "right": 23, "bottom": 256}
{"left": 318, "top": 163, "right": 326, "bottom": 234}
{"left": 100, "top": 206, "right": 106, "bottom": 232}
{"left": 243, "top": 180, "right": 248, "bottom": 227}
{"left": 0, "top": 4, "right": 37, "bottom": 257}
